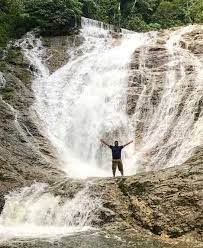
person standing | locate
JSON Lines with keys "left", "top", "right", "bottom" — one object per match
{"left": 100, "top": 139, "right": 133, "bottom": 177}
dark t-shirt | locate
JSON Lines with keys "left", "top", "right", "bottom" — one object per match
{"left": 110, "top": 145, "right": 124, "bottom": 159}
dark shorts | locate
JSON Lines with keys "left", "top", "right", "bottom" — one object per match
{"left": 112, "top": 159, "right": 123, "bottom": 172}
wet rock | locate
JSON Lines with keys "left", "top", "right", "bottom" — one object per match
{"left": 84, "top": 159, "right": 203, "bottom": 242}
{"left": 1, "top": 229, "right": 201, "bottom": 248}
{"left": 42, "top": 35, "right": 83, "bottom": 73}
{"left": 127, "top": 26, "right": 203, "bottom": 119}
{"left": 40, "top": 158, "right": 202, "bottom": 242}
{"left": 126, "top": 25, "right": 203, "bottom": 172}
{"left": 0, "top": 44, "right": 65, "bottom": 205}
{"left": 0, "top": 194, "right": 5, "bottom": 213}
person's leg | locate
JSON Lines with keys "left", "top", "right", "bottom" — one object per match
{"left": 112, "top": 161, "right": 116, "bottom": 177}
{"left": 118, "top": 160, "right": 124, "bottom": 176}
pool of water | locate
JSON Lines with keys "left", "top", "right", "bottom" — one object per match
{"left": 0, "top": 230, "right": 200, "bottom": 248}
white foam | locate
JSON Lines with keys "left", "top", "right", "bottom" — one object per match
{"left": 0, "top": 183, "right": 100, "bottom": 240}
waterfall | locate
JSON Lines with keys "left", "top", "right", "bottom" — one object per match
{"left": 130, "top": 25, "right": 203, "bottom": 171}
{"left": 20, "top": 18, "right": 155, "bottom": 178}
{"left": 1, "top": 18, "right": 203, "bottom": 241}
{"left": 19, "top": 20, "right": 203, "bottom": 175}
{"left": 0, "top": 183, "right": 100, "bottom": 239}
{"left": 0, "top": 18, "right": 157, "bottom": 241}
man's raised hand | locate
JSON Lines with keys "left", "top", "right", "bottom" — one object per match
{"left": 100, "top": 139, "right": 110, "bottom": 147}
{"left": 124, "top": 140, "right": 133, "bottom": 147}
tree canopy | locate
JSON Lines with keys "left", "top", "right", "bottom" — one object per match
{"left": 0, "top": 0, "right": 203, "bottom": 47}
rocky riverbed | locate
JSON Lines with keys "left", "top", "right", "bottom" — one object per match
{"left": 1, "top": 229, "right": 202, "bottom": 248}
{"left": 1, "top": 153, "right": 202, "bottom": 245}
{"left": 44, "top": 156, "right": 202, "bottom": 243}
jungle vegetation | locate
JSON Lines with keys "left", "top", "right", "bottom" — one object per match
{"left": 0, "top": 0, "right": 203, "bottom": 47}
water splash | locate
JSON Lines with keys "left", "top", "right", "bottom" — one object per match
{"left": 0, "top": 183, "right": 100, "bottom": 240}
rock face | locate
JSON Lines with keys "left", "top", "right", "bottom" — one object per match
{"left": 127, "top": 27, "right": 203, "bottom": 116}
{"left": 0, "top": 45, "right": 64, "bottom": 203}
{"left": 127, "top": 25, "right": 203, "bottom": 172}
{"left": 42, "top": 35, "right": 82, "bottom": 73}
{"left": 94, "top": 159, "right": 202, "bottom": 241}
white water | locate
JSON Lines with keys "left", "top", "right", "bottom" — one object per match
{"left": 131, "top": 25, "right": 203, "bottom": 171}
{"left": 19, "top": 20, "right": 203, "bottom": 175}
{"left": 21, "top": 18, "right": 155, "bottom": 178}
{"left": 0, "top": 183, "right": 100, "bottom": 240}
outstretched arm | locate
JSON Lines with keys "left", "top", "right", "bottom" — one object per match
{"left": 100, "top": 139, "right": 111, "bottom": 148}
{"left": 123, "top": 140, "right": 133, "bottom": 147}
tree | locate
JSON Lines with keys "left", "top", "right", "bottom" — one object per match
{"left": 187, "top": 0, "right": 203, "bottom": 23}
{"left": 23, "top": 0, "right": 82, "bottom": 35}
{"left": 0, "top": 0, "right": 24, "bottom": 46}
{"left": 1, "top": 0, "right": 203, "bottom": 48}
{"left": 81, "top": 0, "right": 97, "bottom": 19}
{"left": 152, "top": 1, "right": 183, "bottom": 28}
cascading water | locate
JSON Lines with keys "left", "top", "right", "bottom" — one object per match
{"left": 130, "top": 25, "right": 203, "bottom": 171}
{"left": 19, "top": 20, "right": 203, "bottom": 175}
{"left": 22, "top": 18, "right": 155, "bottom": 178}
{"left": 0, "top": 183, "right": 100, "bottom": 240}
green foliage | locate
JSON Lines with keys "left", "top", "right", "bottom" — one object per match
{"left": 0, "top": 61, "right": 6, "bottom": 71}
{"left": 23, "top": 0, "right": 82, "bottom": 35}
{"left": 81, "top": 0, "right": 97, "bottom": 18}
{"left": 105, "top": 0, "right": 203, "bottom": 31}
{"left": 152, "top": 1, "right": 184, "bottom": 28}
{"left": 187, "top": 0, "right": 203, "bottom": 23}
{"left": 82, "top": 0, "right": 203, "bottom": 32}
{"left": 148, "top": 22, "right": 161, "bottom": 30}
{"left": 5, "top": 47, "right": 21, "bottom": 62}
{"left": 0, "top": 0, "right": 203, "bottom": 49}
{"left": 82, "top": 0, "right": 120, "bottom": 26}
{"left": 0, "top": 0, "right": 26, "bottom": 46}
{"left": 0, "top": 0, "right": 82, "bottom": 48}
{"left": 122, "top": 16, "right": 149, "bottom": 32}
